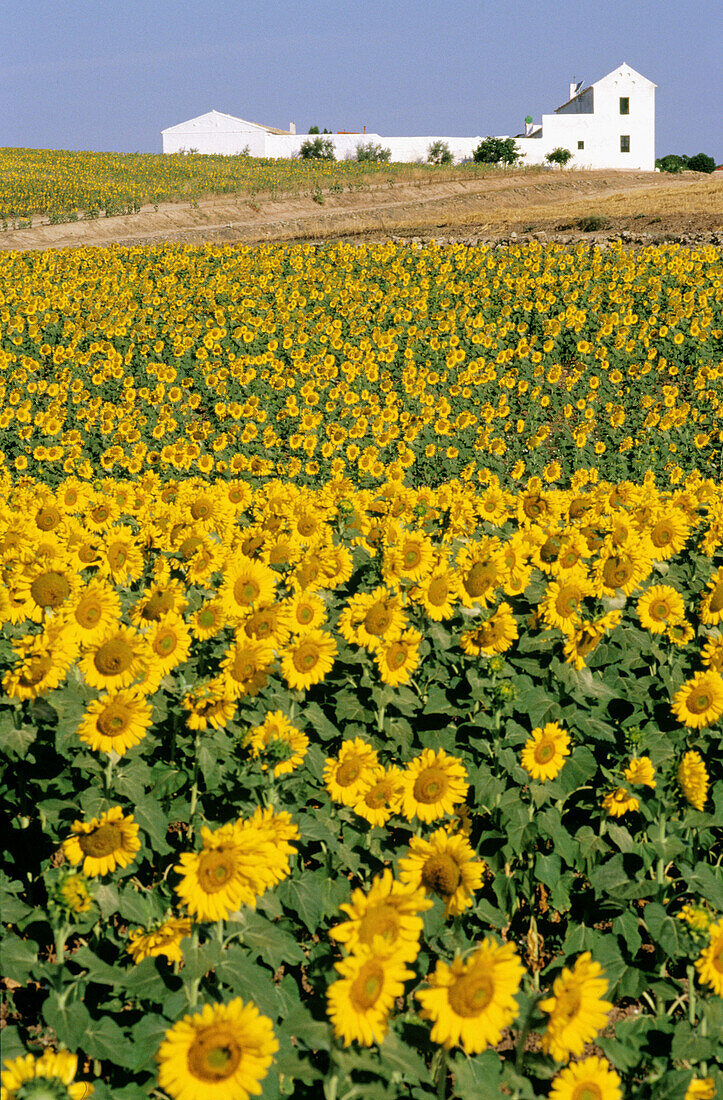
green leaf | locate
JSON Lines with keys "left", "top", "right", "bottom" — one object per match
{"left": 277, "top": 873, "right": 326, "bottom": 933}
{"left": 0, "top": 933, "right": 38, "bottom": 983}
{"left": 133, "top": 795, "right": 171, "bottom": 855}
{"left": 452, "top": 1049, "right": 503, "bottom": 1097}
{"left": 281, "top": 1003, "right": 332, "bottom": 1053}
{"left": 242, "top": 913, "right": 305, "bottom": 969}
{"left": 0, "top": 710, "right": 37, "bottom": 757}
{"left": 43, "top": 994, "right": 92, "bottom": 1050}
{"left": 0, "top": 1026, "right": 26, "bottom": 1063}
{"left": 84, "top": 1016, "right": 135, "bottom": 1066}
{"left": 613, "top": 909, "right": 642, "bottom": 956}
{"left": 129, "top": 1014, "right": 171, "bottom": 1072}
{"left": 379, "top": 1030, "right": 431, "bottom": 1084}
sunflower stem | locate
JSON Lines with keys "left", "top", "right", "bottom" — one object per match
{"left": 54, "top": 922, "right": 69, "bottom": 968}
{"left": 432, "top": 1047, "right": 447, "bottom": 1100}
{"left": 656, "top": 815, "right": 666, "bottom": 887}
{"left": 687, "top": 964, "right": 697, "bottom": 1026}
{"left": 186, "top": 924, "right": 201, "bottom": 1011}
{"left": 103, "top": 754, "right": 116, "bottom": 799}
{"left": 188, "top": 729, "right": 201, "bottom": 841}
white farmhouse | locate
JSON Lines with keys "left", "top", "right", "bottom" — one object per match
{"left": 513, "top": 63, "right": 655, "bottom": 171}
{"left": 161, "top": 63, "right": 655, "bottom": 170}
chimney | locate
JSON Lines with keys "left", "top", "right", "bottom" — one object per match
{"left": 289, "top": 122, "right": 296, "bottom": 134}
{"left": 569, "top": 81, "right": 577, "bottom": 100}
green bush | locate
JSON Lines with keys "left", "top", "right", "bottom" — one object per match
{"left": 472, "top": 136, "right": 521, "bottom": 166}
{"left": 427, "top": 140, "right": 453, "bottom": 165}
{"left": 686, "top": 153, "right": 716, "bottom": 174}
{"left": 299, "top": 137, "right": 336, "bottom": 161}
{"left": 355, "top": 141, "right": 391, "bottom": 163}
{"left": 546, "top": 147, "right": 573, "bottom": 168}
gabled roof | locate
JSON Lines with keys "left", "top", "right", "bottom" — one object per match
{"left": 553, "top": 62, "right": 656, "bottom": 113}
{"left": 161, "top": 110, "right": 291, "bottom": 135}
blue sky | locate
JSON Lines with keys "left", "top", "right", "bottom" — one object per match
{"left": 3, "top": 0, "right": 721, "bottom": 160}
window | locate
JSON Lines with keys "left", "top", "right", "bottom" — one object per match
{"left": 619, "top": 97, "right": 630, "bottom": 115}
{"left": 577, "top": 140, "right": 584, "bottom": 150}
{"left": 620, "top": 135, "right": 630, "bottom": 153}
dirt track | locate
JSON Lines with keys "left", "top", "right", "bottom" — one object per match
{"left": 1, "top": 170, "right": 721, "bottom": 251}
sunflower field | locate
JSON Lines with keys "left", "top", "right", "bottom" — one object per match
{"left": 1, "top": 239, "right": 722, "bottom": 1100}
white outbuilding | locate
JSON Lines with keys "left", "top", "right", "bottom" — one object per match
{"left": 161, "top": 63, "right": 656, "bottom": 170}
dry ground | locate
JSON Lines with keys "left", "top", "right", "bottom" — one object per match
{"left": 0, "top": 169, "right": 721, "bottom": 251}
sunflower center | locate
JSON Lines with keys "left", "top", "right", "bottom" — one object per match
{"left": 464, "top": 563, "right": 496, "bottom": 598}
{"left": 651, "top": 522, "right": 674, "bottom": 547}
{"left": 448, "top": 971, "right": 494, "bottom": 1017}
{"left": 197, "top": 850, "right": 236, "bottom": 894}
{"left": 198, "top": 608, "right": 217, "bottom": 628}
{"left": 97, "top": 707, "right": 130, "bottom": 736}
{"left": 553, "top": 986, "right": 582, "bottom": 1024}
{"left": 91, "top": 505, "right": 110, "bottom": 523}
{"left": 540, "top": 536, "right": 561, "bottom": 564}
{"left": 108, "top": 544, "right": 128, "bottom": 569}
{"left": 143, "top": 591, "right": 173, "bottom": 621}
{"left": 297, "top": 517, "right": 317, "bottom": 537}
{"left": 421, "top": 854, "right": 461, "bottom": 897}
{"left": 21, "top": 656, "right": 52, "bottom": 686}
{"left": 557, "top": 587, "right": 582, "bottom": 617}
{"left": 364, "top": 603, "right": 392, "bottom": 636}
{"left": 191, "top": 498, "right": 212, "bottom": 520}
{"left": 14, "top": 1078, "right": 70, "bottom": 1100}
{"left": 652, "top": 601, "right": 671, "bottom": 621}
{"left": 36, "top": 506, "right": 61, "bottom": 531}
{"left": 688, "top": 690, "right": 712, "bottom": 715}
{"left": 358, "top": 904, "right": 399, "bottom": 945}
{"left": 534, "top": 739, "right": 556, "bottom": 764}
{"left": 187, "top": 1026, "right": 242, "bottom": 1082}
{"left": 571, "top": 1085, "right": 603, "bottom": 1100}
{"left": 94, "top": 638, "right": 133, "bottom": 676}
{"left": 235, "top": 578, "right": 260, "bottom": 605}
{"left": 76, "top": 598, "right": 102, "bottom": 627}
{"left": 403, "top": 546, "right": 422, "bottom": 569}
{"left": 709, "top": 580, "right": 723, "bottom": 614}
{"left": 155, "top": 631, "right": 177, "bottom": 656}
{"left": 293, "top": 642, "right": 319, "bottom": 672}
{"left": 522, "top": 493, "right": 546, "bottom": 519}
{"left": 30, "top": 572, "right": 71, "bottom": 609}
{"left": 297, "top": 605, "right": 314, "bottom": 624}
{"left": 387, "top": 643, "right": 407, "bottom": 670}
{"left": 559, "top": 550, "right": 581, "bottom": 569}
{"left": 349, "top": 961, "right": 384, "bottom": 1011}
{"left": 427, "top": 577, "right": 449, "bottom": 605}
{"left": 365, "top": 782, "right": 392, "bottom": 807}
{"left": 602, "top": 556, "right": 633, "bottom": 589}
{"left": 79, "top": 822, "right": 122, "bottom": 858}
{"left": 336, "top": 759, "right": 362, "bottom": 787}
{"left": 413, "top": 766, "right": 448, "bottom": 804}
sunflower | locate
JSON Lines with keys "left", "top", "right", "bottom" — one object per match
{"left": 415, "top": 938, "right": 524, "bottom": 1054}
{"left": 281, "top": 591, "right": 327, "bottom": 633}
{"left": 373, "top": 628, "right": 422, "bottom": 686}
{"left": 190, "top": 599, "right": 227, "bottom": 641}
{"left": 694, "top": 918, "right": 723, "bottom": 997}
{"left": 672, "top": 671, "right": 723, "bottom": 729}
{"left": 548, "top": 1056, "right": 622, "bottom": 1100}
{"left": 280, "top": 629, "right": 337, "bottom": 691}
{"left": 540, "top": 575, "right": 593, "bottom": 632}
{"left": 562, "top": 612, "right": 622, "bottom": 670}
{"left": 398, "top": 828, "right": 485, "bottom": 917}
{"left": 601, "top": 787, "right": 639, "bottom": 817}
{"left": 245, "top": 711, "right": 309, "bottom": 777}
{"left": 699, "top": 567, "right": 723, "bottom": 626}
{"left": 220, "top": 556, "right": 277, "bottom": 622}
{"left": 684, "top": 1078, "right": 716, "bottom": 1100}
{"left": 324, "top": 739, "right": 380, "bottom": 806}
{"left": 220, "top": 637, "right": 275, "bottom": 699}
{"left": 411, "top": 562, "right": 461, "bottom": 622}
{"left": 540, "top": 952, "right": 613, "bottom": 1063}
{"left": 127, "top": 917, "right": 192, "bottom": 964}
{"left": 592, "top": 544, "right": 651, "bottom": 597}
{"left": 338, "top": 587, "right": 407, "bottom": 650}
{"left": 460, "top": 603, "right": 518, "bottom": 656}
{"left": 458, "top": 548, "right": 503, "bottom": 609}
{"left": 14, "top": 560, "right": 80, "bottom": 622}
{"left": 329, "top": 869, "right": 430, "bottom": 960}
{"left": 353, "top": 766, "right": 404, "bottom": 827}
{"left": 327, "top": 943, "right": 415, "bottom": 1047}
{"left": 383, "top": 531, "right": 435, "bottom": 584}
{"left": 241, "top": 806, "right": 299, "bottom": 875}
{"left": 76, "top": 690, "right": 152, "bottom": 755}
{"left": 157, "top": 997, "right": 277, "bottom": 1100}
{"left": 520, "top": 723, "right": 571, "bottom": 782}
{"left": 59, "top": 580, "right": 122, "bottom": 646}
{"left": 57, "top": 872, "right": 92, "bottom": 915}
{"left": 701, "top": 636, "right": 723, "bottom": 672}
{"left": 623, "top": 756, "right": 656, "bottom": 788}
{"left": 62, "top": 807, "right": 141, "bottom": 877}
{"left": 100, "top": 525, "right": 144, "bottom": 585}
{"left": 2, "top": 631, "right": 76, "bottom": 701}
{"left": 174, "top": 823, "right": 280, "bottom": 921}
{"left": 145, "top": 612, "right": 192, "bottom": 676}
{"left": 647, "top": 508, "right": 690, "bottom": 560}
{"left": 241, "top": 603, "right": 291, "bottom": 648}
{"left": 0, "top": 1049, "right": 94, "bottom": 1100}
{"left": 637, "top": 585, "right": 685, "bottom": 634}
{"left": 399, "top": 749, "right": 469, "bottom": 823}
{"left": 182, "top": 681, "right": 237, "bottom": 731}
{"left": 666, "top": 619, "right": 695, "bottom": 647}
{"left": 677, "top": 750, "right": 709, "bottom": 810}
{"left": 79, "top": 626, "right": 146, "bottom": 691}
{"left": 129, "top": 581, "right": 188, "bottom": 627}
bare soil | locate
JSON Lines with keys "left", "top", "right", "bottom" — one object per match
{"left": 1, "top": 170, "right": 720, "bottom": 252}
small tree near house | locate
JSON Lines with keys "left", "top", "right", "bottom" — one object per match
{"left": 472, "top": 136, "right": 521, "bottom": 166}
{"left": 299, "top": 137, "right": 336, "bottom": 160}
{"left": 427, "top": 140, "right": 453, "bottom": 165}
{"left": 546, "top": 147, "right": 573, "bottom": 168}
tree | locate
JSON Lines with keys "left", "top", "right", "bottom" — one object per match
{"left": 472, "top": 136, "right": 521, "bottom": 166}
{"left": 308, "top": 126, "right": 332, "bottom": 135}
{"left": 427, "top": 140, "right": 453, "bottom": 165}
{"left": 299, "top": 137, "right": 336, "bottom": 161}
{"left": 356, "top": 141, "right": 391, "bottom": 163}
{"left": 686, "top": 152, "right": 716, "bottom": 174}
{"left": 656, "top": 153, "right": 688, "bottom": 173}
{"left": 546, "top": 147, "right": 572, "bottom": 168}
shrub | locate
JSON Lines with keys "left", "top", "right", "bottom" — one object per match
{"left": 299, "top": 137, "right": 336, "bottom": 161}
{"left": 546, "top": 147, "right": 573, "bottom": 168}
{"left": 686, "top": 152, "right": 716, "bottom": 174}
{"left": 355, "top": 141, "right": 391, "bottom": 163}
{"left": 472, "top": 136, "right": 521, "bottom": 166}
{"left": 656, "top": 154, "right": 688, "bottom": 173}
{"left": 577, "top": 214, "right": 610, "bottom": 232}
{"left": 427, "top": 140, "right": 453, "bottom": 165}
